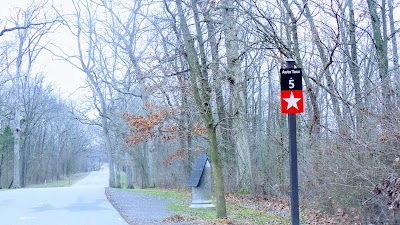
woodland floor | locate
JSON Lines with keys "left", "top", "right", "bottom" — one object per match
{"left": 105, "top": 188, "right": 351, "bottom": 225}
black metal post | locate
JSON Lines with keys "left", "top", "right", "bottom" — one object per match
{"left": 286, "top": 58, "right": 300, "bottom": 225}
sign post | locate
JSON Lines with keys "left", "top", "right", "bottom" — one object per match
{"left": 280, "top": 58, "right": 303, "bottom": 225}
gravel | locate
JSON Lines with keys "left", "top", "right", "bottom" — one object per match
{"left": 105, "top": 188, "right": 193, "bottom": 225}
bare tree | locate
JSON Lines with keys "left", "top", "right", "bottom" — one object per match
{"left": 367, "top": 0, "right": 390, "bottom": 110}
{"left": 97, "top": 0, "right": 157, "bottom": 188}
{"left": 6, "top": 0, "right": 58, "bottom": 188}
{"left": 222, "top": 0, "right": 254, "bottom": 193}
{"left": 54, "top": 0, "right": 118, "bottom": 187}
{"left": 174, "top": 0, "right": 227, "bottom": 218}
{"left": 388, "top": 0, "right": 400, "bottom": 97}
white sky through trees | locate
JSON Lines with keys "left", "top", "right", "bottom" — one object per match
{"left": 0, "top": 0, "right": 87, "bottom": 101}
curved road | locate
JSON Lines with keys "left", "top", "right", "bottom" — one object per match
{"left": 0, "top": 166, "right": 128, "bottom": 225}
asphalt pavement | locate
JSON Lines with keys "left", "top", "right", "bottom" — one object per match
{"left": 0, "top": 165, "right": 128, "bottom": 225}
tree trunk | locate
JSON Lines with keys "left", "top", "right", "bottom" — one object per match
{"left": 13, "top": 110, "right": 21, "bottom": 189}
{"left": 126, "top": 163, "right": 134, "bottom": 189}
{"left": 282, "top": 0, "right": 320, "bottom": 137}
{"left": 12, "top": 33, "right": 25, "bottom": 189}
{"left": 296, "top": 0, "right": 343, "bottom": 134}
{"left": 85, "top": 71, "right": 116, "bottom": 187}
{"left": 103, "top": 111, "right": 116, "bottom": 188}
{"left": 202, "top": 6, "right": 236, "bottom": 189}
{"left": 0, "top": 154, "right": 3, "bottom": 189}
{"left": 346, "top": 0, "right": 362, "bottom": 130}
{"left": 115, "top": 164, "right": 121, "bottom": 188}
{"left": 388, "top": 0, "right": 399, "bottom": 99}
{"left": 176, "top": 0, "right": 227, "bottom": 218}
{"left": 21, "top": 138, "right": 28, "bottom": 187}
{"left": 222, "top": 0, "right": 254, "bottom": 193}
{"left": 282, "top": 0, "right": 321, "bottom": 181}
{"left": 206, "top": 118, "right": 227, "bottom": 218}
{"left": 367, "top": 0, "right": 391, "bottom": 111}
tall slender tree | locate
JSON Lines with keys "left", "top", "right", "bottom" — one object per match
{"left": 8, "top": 0, "right": 57, "bottom": 188}
{"left": 175, "top": 0, "right": 227, "bottom": 218}
{"left": 222, "top": 0, "right": 254, "bottom": 193}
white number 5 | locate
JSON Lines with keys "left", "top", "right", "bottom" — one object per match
{"left": 289, "top": 78, "right": 295, "bottom": 89}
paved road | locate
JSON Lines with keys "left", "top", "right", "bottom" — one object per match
{"left": 0, "top": 166, "right": 128, "bottom": 225}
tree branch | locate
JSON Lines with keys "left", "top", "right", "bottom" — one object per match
{"left": 0, "top": 21, "right": 59, "bottom": 37}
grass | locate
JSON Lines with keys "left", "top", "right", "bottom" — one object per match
{"left": 119, "top": 171, "right": 127, "bottom": 188}
{"left": 228, "top": 205, "right": 289, "bottom": 224}
{"left": 125, "top": 188, "right": 215, "bottom": 220}
{"left": 124, "top": 188, "right": 291, "bottom": 224}
{"left": 28, "top": 172, "right": 91, "bottom": 188}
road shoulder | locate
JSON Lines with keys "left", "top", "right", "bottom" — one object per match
{"left": 106, "top": 188, "right": 183, "bottom": 225}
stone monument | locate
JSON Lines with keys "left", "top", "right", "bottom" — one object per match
{"left": 187, "top": 152, "right": 215, "bottom": 208}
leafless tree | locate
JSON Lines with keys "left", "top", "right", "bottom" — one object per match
{"left": 5, "top": 0, "right": 59, "bottom": 188}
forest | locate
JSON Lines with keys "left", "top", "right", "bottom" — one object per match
{"left": 0, "top": 0, "right": 399, "bottom": 223}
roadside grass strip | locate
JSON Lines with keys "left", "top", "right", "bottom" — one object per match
{"left": 125, "top": 188, "right": 291, "bottom": 224}
{"left": 28, "top": 172, "right": 91, "bottom": 188}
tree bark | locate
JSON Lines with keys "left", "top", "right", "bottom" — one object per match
{"left": 346, "top": 0, "right": 363, "bottom": 130}
{"left": 176, "top": 0, "right": 227, "bottom": 218}
{"left": 388, "top": 0, "right": 400, "bottom": 98}
{"left": 367, "top": 0, "right": 391, "bottom": 111}
{"left": 202, "top": 5, "right": 236, "bottom": 188}
{"left": 281, "top": 0, "right": 320, "bottom": 138}
{"left": 296, "top": 0, "right": 343, "bottom": 133}
{"left": 12, "top": 28, "right": 26, "bottom": 189}
{"left": 222, "top": 0, "right": 254, "bottom": 193}
{"left": 282, "top": 0, "right": 322, "bottom": 181}
{"left": 89, "top": 74, "right": 116, "bottom": 188}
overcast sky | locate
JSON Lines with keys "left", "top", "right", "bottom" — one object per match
{"left": 1, "top": 0, "right": 88, "bottom": 101}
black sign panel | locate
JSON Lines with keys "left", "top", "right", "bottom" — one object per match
{"left": 187, "top": 152, "right": 208, "bottom": 187}
{"left": 280, "top": 68, "right": 302, "bottom": 90}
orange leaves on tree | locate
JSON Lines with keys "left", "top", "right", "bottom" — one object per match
{"left": 160, "top": 124, "right": 178, "bottom": 141}
{"left": 124, "top": 102, "right": 178, "bottom": 145}
{"left": 123, "top": 114, "right": 158, "bottom": 144}
{"left": 163, "top": 148, "right": 192, "bottom": 165}
{"left": 192, "top": 122, "right": 207, "bottom": 135}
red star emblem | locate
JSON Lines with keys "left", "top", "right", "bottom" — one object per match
{"left": 281, "top": 90, "right": 304, "bottom": 114}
